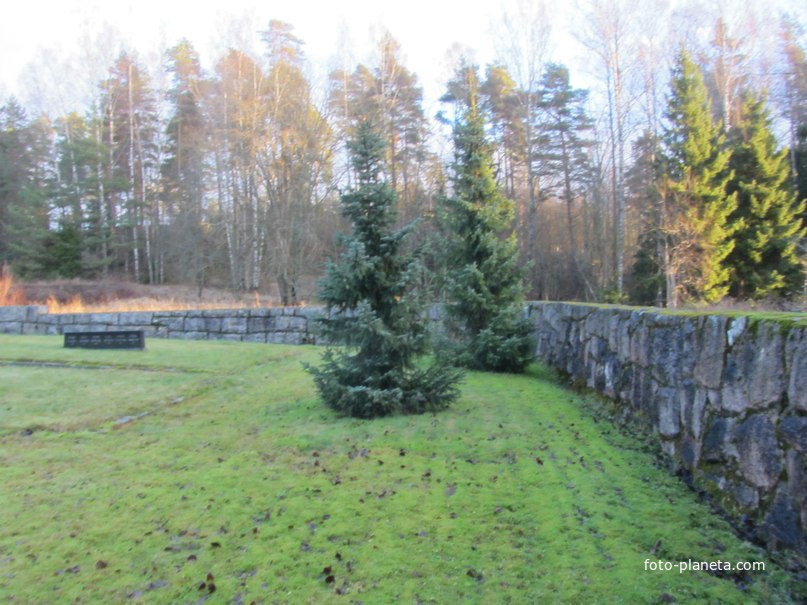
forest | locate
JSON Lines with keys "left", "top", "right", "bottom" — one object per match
{"left": 0, "top": 0, "right": 805, "bottom": 308}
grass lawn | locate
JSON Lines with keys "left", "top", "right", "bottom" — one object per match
{"left": 0, "top": 335, "right": 801, "bottom": 604}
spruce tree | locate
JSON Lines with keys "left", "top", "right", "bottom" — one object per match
{"left": 440, "top": 69, "right": 533, "bottom": 373}
{"left": 662, "top": 51, "right": 738, "bottom": 306}
{"left": 726, "top": 94, "right": 806, "bottom": 298}
{"left": 306, "top": 121, "right": 461, "bottom": 419}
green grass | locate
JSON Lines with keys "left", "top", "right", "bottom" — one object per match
{"left": 554, "top": 301, "right": 807, "bottom": 327}
{"left": 0, "top": 335, "right": 801, "bottom": 604}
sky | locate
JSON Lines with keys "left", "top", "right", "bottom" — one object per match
{"left": 1, "top": 0, "right": 806, "bottom": 120}
{"left": 0, "top": 0, "right": 524, "bottom": 115}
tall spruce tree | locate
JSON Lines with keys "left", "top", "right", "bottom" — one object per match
{"left": 441, "top": 67, "right": 533, "bottom": 372}
{"left": 306, "top": 121, "right": 461, "bottom": 419}
{"left": 726, "top": 94, "right": 806, "bottom": 298}
{"left": 662, "top": 51, "right": 738, "bottom": 306}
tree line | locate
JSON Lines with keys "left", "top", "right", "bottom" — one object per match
{"left": 0, "top": 1, "right": 805, "bottom": 307}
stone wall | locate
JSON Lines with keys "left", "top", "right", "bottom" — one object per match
{"left": 527, "top": 302, "right": 806, "bottom": 555}
{"left": 2, "top": 302, "right": 805, "bottom": 555}
{"left": 0, "top": 305, "right": 319, "bottom": 344}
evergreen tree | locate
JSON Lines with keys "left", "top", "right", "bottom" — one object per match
{"left": 441, "top": 67, "right": 533, "bottom": 373}
{"left": 795, "top": 124, "right": 807, "bottom": 239}
{"left": 0, "top": 99, "right": 59, "bottom": 277}
{"left": 536, "top": 63, "right": 595, "bottom": 296}
{"left": 661, "top": 51, "right": 738, "bottom": 306}
{"left": 628, "top": 234, "right": 665, "bottom": 305}
{"left": 162, "top": 40, "right": 209, "bottom": 290}
{"left": 306, "top": 121, "right": 461, "bottom": 419}
{"left": 627, "top": 132, "right": 666, "bottom": 306}
{"left": 726, "top": 94, "right": 806, "bottom": 298}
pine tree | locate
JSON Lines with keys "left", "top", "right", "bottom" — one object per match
{"left": 536, "top": 63, "right": 595, "bottom": 296}
{"left": 440, "top": 67, "right": 533, "bottom": 373}
{"left": 662, "top": 51, "right": 738, "bottom": 306}
{"left": 726, "top": 94, "right": 806, "bottom": 298}
{"left": 306, "top": 121, "right": 461, "bottom": 419}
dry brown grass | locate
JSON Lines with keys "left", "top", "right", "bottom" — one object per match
{"left": 0, "top": 265, "right": 27, "bottom": 306}
{"left": 45, "top": 293, "right": 268, "bottom": 314}
{"left": 1, "top": 277, "right": 294, "bottom": 314}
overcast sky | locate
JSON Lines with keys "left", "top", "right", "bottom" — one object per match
{"left": 1, "top": 0, "right": 805, "bottom": 119}
{"left": 1, "top": 0, "right": 528, "bottom": 113}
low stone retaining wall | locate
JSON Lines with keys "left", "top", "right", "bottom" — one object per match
{"left": 2, "top": 302, "right": 805, "bottom": 556}
{"left": 0, "top": 305, "right": 318, "bottom": 344}
{"left": 527, "top": 302, "right": 806, "bottom": 555}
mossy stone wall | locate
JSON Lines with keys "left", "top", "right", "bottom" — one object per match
{"left": 528, "top": 302, "right": 806, "bottom": 556}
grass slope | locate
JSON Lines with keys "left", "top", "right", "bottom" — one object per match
{"left": 0, "top": 335, "right": 800, "bottom": 604}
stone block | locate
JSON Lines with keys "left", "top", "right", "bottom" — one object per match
{"left": 267, "top": 332, "right": 286, "bottom": 344}
{"left": 294, "top": 306, "right": 324, "bottom": 319}
{"left": 721, "top": 322, "right": 786, "bottom": 412}
{"left": 780, "top": 417, "right": 807, "bottom": 452}
{"left": 602, "top": 355, "right": 622, "bottom": 398}
{"left": 680, "top": 386, "right": 709, "bottom": 440}
{"left": 657, "top": 387, "right": 680, "bottom": 438}
{"left": 0, "top": 321, "right": 22, "bottom": 334}
{"left": 703, "top": 417, "right": 736, "bottom": 462}
{"left": 694, "top": 315, "right": 727, "bottom": 389}
{"left": 120, "top": 325, "right": 160, "bottom": 338}
{"left": 584, "top": 310, "right": 609, "bottom": 339}
{"left": 615, "top": 315, "right": 631, "bottom": 359}
{"left": 785, "top": 330, "right": 807, "bottom": 412}
{"left": 727, "top": 316, "right": 747, "bottom": 347}
{"left": 628, "top": 321, "right": 650, "bottom": 367}
{"left": 729, "top": 482, "right": 760, "bottom": 510}
{"left": 761, "top": 486, "right": 804, "bottom": 550}
{"left": 244, "top": 333, "right": 267, "bottom": 343}
{"left": 153, "top": 315, "right": 185, "bottom": 332}
{"left": 568, "top": 304, "right": 595, "bottom": 321}
{"left": 91, "top": 313, "right": 120, "bottom": 325}
{"left": 247, "top": 316, "right": 274, "bottom": 333}
{"left": 648, "top": 323, "right": 693, "bottom": 385}
{"left": 734, "top": 414, "right": 784, "bottom": 490}
{"left": 221, "top": 317, "right": 247, "bottom": 333}
{"left": 283, "top": 332, "right": 304, "bottom": 345}
{"left": 275, "top": 315, "right": 307, "bottom": 331}
{"left": 34, "top": 313, "right": 59, "bottom": 324}
{"left": 785, "top": 451, "right": 807, "bottom": 534}
{"left": 629, "top": 367, "right": 653, "bottom": 413}
{"left": 183, "top": 317, "right": 207, "bottom": 332}
{"left": 679, "top": 435, "right": 701, "bottom": 468}
{"left": 21, "top": 322, "right": 46, "bottom": 335}
{"left": 26, "top": 306, "right": 47, "bottom": 321}
{"left": 606, "top": 313, "right": 622, "bottom": 350}
{"left": 204, "top": 317, "right": 223, "bottom": 333}
{"left": 71, "top": 324, "right": 107, "bottom": 332}
{"left": 0, "top": 306, "right": 30, "bottom": 322}
{"left": 119, "top": 312, "right": 153, "bottom": 326}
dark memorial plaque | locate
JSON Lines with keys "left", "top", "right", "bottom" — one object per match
{"left": 64, "top": 330, "right": 145, "bottom": 350}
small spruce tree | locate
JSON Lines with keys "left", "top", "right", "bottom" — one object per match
{"left": 306, "top": 121, "right": 461, "bottom": 419}
{"left": 726, "top": 93, "right": 806, "bottom": 299}
{"left": 662, "top": 51, "right": 738, "bottom": 305}
{"left": 440, "top": 68, "right": 533, "bottom": 372}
